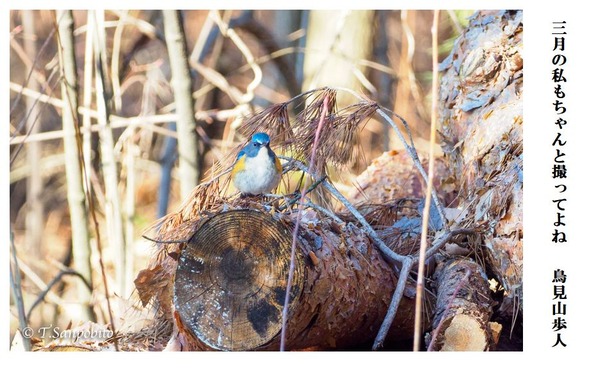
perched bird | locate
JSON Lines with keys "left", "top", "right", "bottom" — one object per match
{"left": 231, "top": 132, "right": 282, "bottom": 196}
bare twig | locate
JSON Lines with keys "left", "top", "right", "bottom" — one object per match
{"left": 372, "top": 255, "right": 415, "bottom": 350}
{"left": 86, "top": 173, "right": 119, "bottom": 351}
{"left": 189, "top": 61, "right": 245, "bottom": 104}
{"left": 189, "top": 11, "right": 231, "bottom": 117}
{"left": 9, "top": 230, "right": 31, "bottom": 351}
{"left": 91, "top": 10, "right": 127, "bottom": 297}
{"left": 107, "top": 10, "right": 158, "bottom": 38}
{"left": 23, "top": 10, "right": 44, "bottom": 262}
{"left": 82, "top": 11, "right": 94, "bottom": 193}
{"left": 277, "top": 173, "right": 328, "bottom": 210}
{"left": 189, "top": 11, "right": 215, "bottom": 63}
{"left": 72, "top": 18, "right": 153, "bottom": 36}
{"left": 9, "top": 81, "right": 64, "bottom": 109}
{"left": 301, "top": 200, "right": 345, "bottom": 225}
{"left": 9, "top": 74, "right": 61, "bottom": 165}
{"left": 125, "top": 125, "right": 136, "bottom": 296}
{"left": 83, "top": 11, "right": 118, "bottom": 349}
{"left": 9, "top": 112, "right": 228, "bottom": 145}
{"left": 210, "top": 10, "right": 263, "bottom": 103}
{"left": 189, "top": 11, "right": 228, "bottom": 119}
{"left": 189, "top": 10, "right": 242, "bottom": 110}
{"left": 10, "top": 153, "right": 65, "bottom": 184}
{"left": 236, "top": 47, "right": 397, "bottom": 94}
{"left": 26, "top": 269, "right": 93, "bottom": 320}
{"left": 110, "top": 11, "right": 127, "bottom": 112}
{"left": 424, "top": 228, "right": 477, "bottom": 260}
{"left": 280, "top": 94, "right": 329, "bottom": 351}
{"left": 335, "top": 87, "right": 447, "bottom": 229}
{"left": 9, "top": 21, "right": 57, "bottom": 117}
{"left": 371, "top": 230, "right": 478, "bottom": 351}
{"left": 414, "top": 9, "right": 440, "bottom": 352}
{"left": 141, "top": 235, "right": 188, "bottom": 245}
{"left": 378, "top": 106, "right": 447, "bottom": 230}
{"left": 399, "top": 10, "right": 428, "bottom": 120}
{"left": 282, "top": 156, "right": 412, "bottom": 267}
{"left": 14, "top": 254, "right": 65, "bottom": 307}
{"left": 233, "top": 13, "right": 302, "bottom": 97}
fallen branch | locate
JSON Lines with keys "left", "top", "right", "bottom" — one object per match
{"left": 427, "top": 258, "right": 498, "bottom": 351}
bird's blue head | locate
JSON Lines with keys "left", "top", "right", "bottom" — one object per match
{"left": 237, "top": 132, "right": 272, "bottom": 160}
{"left": 250, "top": 132, "right": 271, "bottom": 147}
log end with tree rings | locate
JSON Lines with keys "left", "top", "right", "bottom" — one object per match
{"left": 173, "top": 209, "right": 304, "bottom": 351}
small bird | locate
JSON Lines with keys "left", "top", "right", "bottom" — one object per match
{"left": 231, "top": 132, "right": 282, "bottom": 196}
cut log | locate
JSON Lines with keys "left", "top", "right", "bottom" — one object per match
{"left": 427, "top": 257, "right": 499, "bottom": 351}
{"left": 137, "top": 204, "right": 430, "bottom": 351}
{"left": 172, "top": 209, "right": 305, "bottom": 350}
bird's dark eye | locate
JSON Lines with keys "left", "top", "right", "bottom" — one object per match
{"left": 253, "top": 142, "right": 260, "bottom": 147}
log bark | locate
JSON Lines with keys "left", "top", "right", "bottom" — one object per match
{"left": 438, "top": 10, "right": 523, "bottom": 319}
{"left": 345, "top": 149, "right": 457, "bottom": 206}
{"left": 427, "top": 258, "right": 498, "bottom": 351}
{"left": 136, "top": 202, "right": 430, "bottom": 351}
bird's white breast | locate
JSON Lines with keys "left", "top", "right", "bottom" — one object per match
{"left": 234, "top": 147, "right": 280, "bottom": 195}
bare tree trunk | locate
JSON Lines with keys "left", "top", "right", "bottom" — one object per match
{"left": 90, "top": 11, "right": 127, "bottom": 297}
{"left": 302, "top": 10, "right": 375, "bottom": 108}
{"left": 163, "top": 10, "right": 200, "bottom": 198}
{"left": 56, "top": 9, "right": 94, "bottom": 321}
{"left": 82, "top": 12, "right": 95, "bottom": 199}
{"left": 124, "top": 129, "right": 136, "bottom": 296}
{"left": 23, "top": 10, "right": 44, "bottom": 263}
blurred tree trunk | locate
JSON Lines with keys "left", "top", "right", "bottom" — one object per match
{"left": 163, "top": 10, "right": 200, "bottom": 198}
{"left": 271, "top": 10, "right": 303, "bottom": 95}
{"left": 392, "top": 10, "right": 431, "bottom": 147}
{"left": 56, "top": 10, "right": 94, "bottom": 321}
{"left": 300, "top": 11, "right": 376, "bottom": 205}
{"left": 90, "top": 11, "right": 127, "bottom": 297}
{"left": 302, "top": 10, "right": 374, "bottom": 108}
{"left": 243, "top": 10, "right": 303, "bottom": 102}
{"left": 372, "top": 11, "right": 393, "bottom": 151}
{"left": 23, "top": 10, "right": 43, "bottom": 263}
